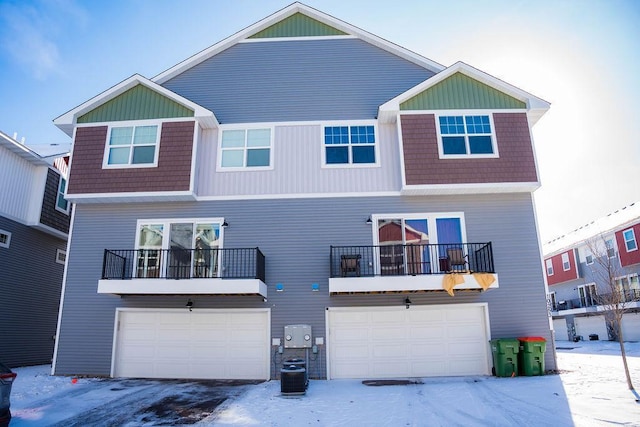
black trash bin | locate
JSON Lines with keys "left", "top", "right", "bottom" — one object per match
{"left": 281, "top": 365, "right": 306, "bottom": 395}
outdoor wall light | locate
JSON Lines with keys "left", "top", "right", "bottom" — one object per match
{"left": 276, "top": 283, "right": 284, "bottom": 292}
{"left": 222, "top": 220, "right": 229, "bottom": 228}
{"left": 404, "top": 297, "right": 412, "bottom": 309}
{"left": 366, "top": 216, "right": 372, "bottom": 225}
{"left": 311, "top": 283, "right": 320, "bottom": 292}
{"left": 186, "top": 299, "right": 193, "bottom": 311}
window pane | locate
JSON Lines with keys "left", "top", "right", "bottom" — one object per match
{"left": 132, "top": 146, "right": 156, "bottom": 164}
{"left": 352, "top": 145, "right": 375, "bottom": 163}
{"left": 133, "top": 126, "right": 157, "bottom": 145}
{"left": 109, "top": 127, "right": 133, "bottom": 145}
{"left": 57, "top": 194, "right": 68, "bottom": 211}
{"left": 247, "top": 129, "right": 270, "bottom": 147}
{"left": 326, "top": 146, "right": 348, "bottom": 164}
{"left": 442, "top": 136, "right": 466, "bottom": 154}
{"left": 108, "top": 147, "right": 130, "bottom": 164}
{"left": 247, "top": 148, "right": 270, "bottom": 167}
{"left": 469, "top": 136, "right": 493, "bottom": 154}
{"left": 139, "top": 224, "right": 164, "bottom": 247}
{"left": 59, "top": 178, "right": 66, "bottom": 192}
{"left": 324, "top": 127, "right": 348, "bottom": 144}
{"left": 350, "top": 125, "right": 375, "bottom": 144}
{"left": 221, "top": 130, "right": 245, "bottom": 148}
{"left": 221, "top": 150, "right": 244, "bottom": 167}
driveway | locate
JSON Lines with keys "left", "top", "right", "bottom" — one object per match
{"left": 11, "top": 375, "right": 261, "bottom": 426}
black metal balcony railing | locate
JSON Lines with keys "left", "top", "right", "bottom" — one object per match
{"left": 553, "top": 289, "right": 640, "bottom": 311}
{"left": 102, "top": 248, "right": 265, "bottom": 282}
{"left": 329, "top": 243, "right": 494, "bottom": 278}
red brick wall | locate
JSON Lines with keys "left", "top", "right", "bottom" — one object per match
{"left": 401, "top": 113, "right": 538, "bottom": 185}
{"left": 68, "top": 121, "right": 194, "bottom": 194}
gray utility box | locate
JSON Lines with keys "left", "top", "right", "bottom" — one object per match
{"left": 284, "top": 324, "right": 312, "bottom": 348}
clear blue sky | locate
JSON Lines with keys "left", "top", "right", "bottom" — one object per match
{"left": 1, "top": 0, "right": 638, "bottom": 244}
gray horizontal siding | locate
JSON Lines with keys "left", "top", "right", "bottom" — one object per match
{"left": 196, "top": 123, "right": 401, "bottom": 196}
{"left": 55, "top": 192, "right": 555, "bottom": 377}
{"left": 0, "top": 216, "right": 66, "bottom": 367}
{"left": 162, "top": 38, "right": 434, "bottom": 123}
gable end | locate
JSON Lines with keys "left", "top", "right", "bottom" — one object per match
{"left": 249, "top": 12, "right": 347, "bottom": 38}
{"left": 400, "top": 72, "right": 526, "bottom": 110}
{"left": 78, "top": 84, "right": 195, "bottom": 123}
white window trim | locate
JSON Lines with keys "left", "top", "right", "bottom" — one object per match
{"left": 585, "top": 252, "right": 594, "bottom": 265}
{"left": 546, "top": 259, "right": 554, "bottom": 276}
{"left": 55, "top": 176, "right": 70, "bottom": 215}
{"left": 370, "top": 212, "right": 468, "bottom": 246}
{"left": 321, "top": 120, "right": 380, "bottom": 169}
{"left": 623, "top": 228, "right": 638, "bottom": 252}
{"left": 435, "top": 111, "right": 499, "bottom": 159}
{"left": 605, "top": 238, "right": 617, "bottom": 258}
{"left": 0, "top": 229, "right": 11, "bottom": 248}
{"left": 561, "top": 252, "right": 570, "bottom": 271}
{"left": 102, "top": 120, "right": 162, "bottom": 169}
{"left": 56, "top": 249, "right": 66, "bottom": 265}
{"left": 217, "top": 126, "right": 274, "bottom": 172}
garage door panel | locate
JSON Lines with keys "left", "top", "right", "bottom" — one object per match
{"left": 372, "top": 327, "right": 407, "bottom": 340}
{"left": 623, "top": 313, "right": 640, "bottom": 341}
{"left": 575, "top": 316, "right": 608, "bottom": 340}
{"left": 114, "top": 309, "right": 269, "bottom": 380}
{"left": 329, "top": 304, "right": 490, "bottom": 379}
{"left": 410, "top": 326, "right": 445, "bottom": 340}
{"left": 553, "top": 318, "right": 569, "bottom": 341}
{"left": 372, "top": 311, "right": 405, "bottom": 324}
{"left": 373, "top": 344, "right": 408, "bottom": 358}
{"left": 333, "top": 327, "right": 369, "bottom": 344}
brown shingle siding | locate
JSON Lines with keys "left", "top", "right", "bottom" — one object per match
{"left": 401, "top": 113, "right": 538, "bottom": 186}
{"left": 68, "top": 121, "right": 194, "bottom": 194}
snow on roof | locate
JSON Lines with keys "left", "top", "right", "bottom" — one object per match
{"left": 542, "top": 202, "right": 640, "bottom": 255}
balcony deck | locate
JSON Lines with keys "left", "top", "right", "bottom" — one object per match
{"left": 329, "top": 243, "right": 499, "bottom": 294}
{"left": 98, "top": 248, "right": 266, "bottom": 297}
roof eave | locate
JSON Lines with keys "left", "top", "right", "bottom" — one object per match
{"left": 53, "top": 74, "right": 218, "bottom": 136}
{"left": 378, "top": 61, "right": 550, "bottom": 122}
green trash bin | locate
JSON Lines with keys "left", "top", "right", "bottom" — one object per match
{"left": 489, "top": 338, "right": 519, "bottom": 377}
{"left": 518, "top": 337, "right": 546, "bottom": 376}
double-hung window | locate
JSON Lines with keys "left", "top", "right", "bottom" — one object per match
{"left": 0, "top": 229, "right": 10, "bottom": 248}
{"left": 606, "top": 238, "right": 616, "bottom": 258}
{"left": 104, "top": 123, "right": 159, "bottom": 167}
{"left": 545, "top": 259, "right": 554, "bottom": 276}
{"left": 324, "top": 125, "right": 376, "bottom": 166}
{"left": 623, "top": 228, "right": 637, "bottom": 252}
{"left": 56, "top": 177, "right": 69, "bottom": 214}
{"left": 438, "top": 114, "right": 497, "bottom": 157}
{"left": 220, "top": 128, "right": 272, "bottom": 169}
{"left": 561, "top": 252, "right": 570, "bottom": 271}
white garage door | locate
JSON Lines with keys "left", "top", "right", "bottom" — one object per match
{"left": 575, "top": 316, "right": 608, "bottom": 340}
{"left": 553, "top": 318, "right": 569, "bottom": 341}
{"left": 622, "top": 313, "right": 640, "bottom": 341}
{"left": 113, "top": 309, "right": 270, "bottom": 380}
{"left": 327, "top": 304, "right": 490, "bottom": 379}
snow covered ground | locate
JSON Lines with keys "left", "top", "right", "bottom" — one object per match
{"left": 8, "top": 340, "right": 640, "bottom": 426}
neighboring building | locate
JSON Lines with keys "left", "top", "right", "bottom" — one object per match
{"left": 543, "top": 202, "right": 640, "bottom": 342}
{"left": 51, "top": 3, "right": 553, "bottom": 380}
{"left": 0, "top": 131, "right": 70, "bottom": 367}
